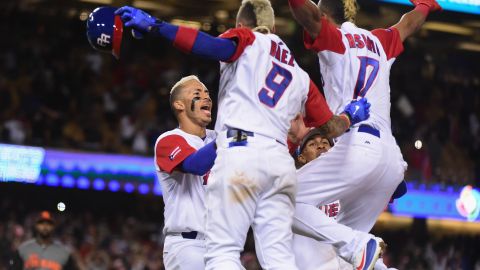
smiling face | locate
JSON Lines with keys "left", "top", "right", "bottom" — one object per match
{"left": 298, "top": 135, "right": 332, "bottom": 165}
{"left": 171, "top": 78, "right": 212, "bottom": 128}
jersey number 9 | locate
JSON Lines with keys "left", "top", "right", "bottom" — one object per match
{"left": 258, "top": 62, "right": 293, "bottom": 107}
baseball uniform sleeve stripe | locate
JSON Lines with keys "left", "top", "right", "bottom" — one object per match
{"left": 303, "top": 17, "right": 345, "bottom": 54}
{"left": 155, "top": 135, "right": 196, "bottom": 174}
{"left": 303, "top": 80, "right": 333, "bottom": 127}
{"left": 219, "top": 28, "right": 256, "bottom": 62}
{"left": 173, "top": 26, "right": 199, "bottom": 53}
{"left": 371, "top": 28, "right": 404, "bottom": 60}
{"left": 151, "top": 22, "right": 236, "bottom": 61}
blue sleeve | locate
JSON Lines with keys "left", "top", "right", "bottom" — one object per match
{"left": 152, "top": 22, "right": 237, "bottom": 62}
{"left": 181, "top": 140, "right": 217, "bottom": 176}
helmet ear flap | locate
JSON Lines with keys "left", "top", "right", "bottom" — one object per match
{"left": 86, "top": 6, "right": 124, "bottom": 59}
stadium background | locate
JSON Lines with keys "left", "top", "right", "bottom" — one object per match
{"left": 0, "top": 0, "right": 479, "bottom": 269}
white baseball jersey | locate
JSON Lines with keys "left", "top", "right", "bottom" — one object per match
{"left": 154, "top": 128, "right": 216, "bottom": 235}
{"left": 304, "top": 18, "right": 404, "bottom": 132}
{"left": 291, "top": 19, "right": 408, "bottom": 264}
{"left": 216, "top": 28, "right": 333, "bottom": 143}
{"left": 205, "top": 28, "right": 334, "bottom": 270}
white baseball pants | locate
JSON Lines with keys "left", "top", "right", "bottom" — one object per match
{"left": 163, "top": 235, "right": 206, "bottom": 270}
{"left": 205, "top": 132, "right": 298, "bottom": 270}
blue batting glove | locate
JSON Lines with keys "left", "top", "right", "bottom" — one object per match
{"left": 341, "top": 98, "right": 371, "bottom": 126}
{"left": 115, "top": 6, "right": 157, "bottom": 34}
{"left": 131, "top": 29, "right": 144, "bottom": 39}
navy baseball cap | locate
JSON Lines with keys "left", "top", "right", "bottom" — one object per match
{"left": 86, "top": 6, "right": 124, "bottom": 59}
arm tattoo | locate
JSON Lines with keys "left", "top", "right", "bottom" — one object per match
{"left": 317, "top": 115, "right": 350, "bottom": 139}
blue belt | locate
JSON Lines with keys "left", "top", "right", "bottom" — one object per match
{"left": 181, "top": 231, "right": 198, "bottom": 239}
{"left": 357, "top": 124, "right": 380, "bottom": 138}
{"left": 226, "top": 128, "right": 254, "bottom": 147}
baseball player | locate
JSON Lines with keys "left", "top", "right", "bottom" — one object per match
{"left": 285, "top": 0, "right": 441, "bottom": 269}
{"left": 291, "top": 127, "right": 406, "bottom": 270}
{"left": 154, "top": 75, "right": 217, "bottom": 269}
{"left": 292, "top": 129, "right": 350, "bottom": 270}
{"left": 10, "top": 211, "right": 78, "bottom": 270}
{"left": 115, "top": 1, "right": 371, "bottom": 269}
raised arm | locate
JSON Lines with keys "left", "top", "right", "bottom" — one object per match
{"left": 288, "top": 0, "right": 323, "bottom": 39}
{"left": 115, "top": 6, "right": 237, "bottom": 62}
{"left": 392, "top": 0, "right": 442, "bottom": 41}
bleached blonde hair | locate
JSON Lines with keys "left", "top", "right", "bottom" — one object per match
{"left": 237, "top": 0, "right": 275, "bottom": 34}
{"left": 319, "top": 0, "right": 358, "bottom": 24}
{"left": 343, "top": 0, "right": 358, "bottom": 23}
{"left": 170, "top": 75, "right": 205, "bottom": 95}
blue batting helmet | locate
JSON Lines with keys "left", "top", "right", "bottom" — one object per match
{"left": 86, "top": 6, "right": 124, "bottom": 59}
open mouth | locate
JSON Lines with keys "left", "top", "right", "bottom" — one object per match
{"left": 200, "top": 104, "right": 211, "bottom": 115}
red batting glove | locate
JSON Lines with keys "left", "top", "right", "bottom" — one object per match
{"left": 409, "top": 0, "right": 442, "bottom": 12}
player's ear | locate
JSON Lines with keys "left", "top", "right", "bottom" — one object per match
{"left": 173, "top": 100, "right": 185, "bottom": 112}
{"left": 298, "top": 154, "right": 307, "bottom": 165}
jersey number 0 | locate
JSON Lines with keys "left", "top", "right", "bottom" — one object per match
{"left": 353, "top": 56, "right": 379, "bottom": 99}
{"left": 258, "top": 62, "right": 293, "bottom": 107}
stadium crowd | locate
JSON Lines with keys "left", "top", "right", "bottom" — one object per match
{"left": 1, "top": 9, "right": 479, "bottom": 187}
{"left": 1, "top": 189, "right": 480, "bottom": 270}
{"left": 1, "top": 10, "right": 479, "bottom": 187}
{"left": 1, "top": 7, "right": 480, "bottom": 270}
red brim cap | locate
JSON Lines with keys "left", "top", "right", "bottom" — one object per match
{"left": 37, "top": 211, "right": 54, "bottom": 223}
{"left": 112, "top": 15, "right": 123, "bottom": 60}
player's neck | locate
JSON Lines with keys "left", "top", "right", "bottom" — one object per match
{"left": 179, "top": 122, "right": 206, "bottom": 138}
{"left": 36, "top": 236, "right": 53, "bottom": 246}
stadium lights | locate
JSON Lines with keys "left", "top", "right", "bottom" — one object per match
{"left": 171, "top": 19, "right": 201, "bottom": 29}
{"left": 108, "top": 180, "right": 121, "bottom": 192}
{"left": 423, "top": 21, "right": 474, "bottom": 36}
{"left": 457, "top": 42, "right": 480, "bottom": 52}
{"left": 61, "top": 175, "right": 75, "bottom": 188}
{"left": 133, "top": 0, "right": 173, "bottom": 12}
{"left": 79, "top": 0, "right": 112, "bottom": 4}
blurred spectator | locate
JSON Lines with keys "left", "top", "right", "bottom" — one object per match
{"left": 9, "top": 211, "right": 78, "bottom": 270}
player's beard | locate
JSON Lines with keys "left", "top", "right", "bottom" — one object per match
{"left": 36, "top": 224, "right": 54, "bottom": 241}
{"left": 38, "top": 229, "right": 53, "bottom": 240}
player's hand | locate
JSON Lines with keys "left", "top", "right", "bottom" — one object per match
{"left": 288, "top": 114, "right": 310, "bottom": 145}
{"left": 409, "top": 0, "right": 442, "bottom": 12}
{"left": 115, "top": 6, "right": 157, "bottom": 34}
{"left": 341, "top": 98, "right": 371, "bottom": 126}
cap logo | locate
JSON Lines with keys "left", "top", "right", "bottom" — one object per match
{"left": 40, "top": 211, "right": 51, "bottom": 220}
{"left": 97, "top": 33, "right": 111, "bottom": 47}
